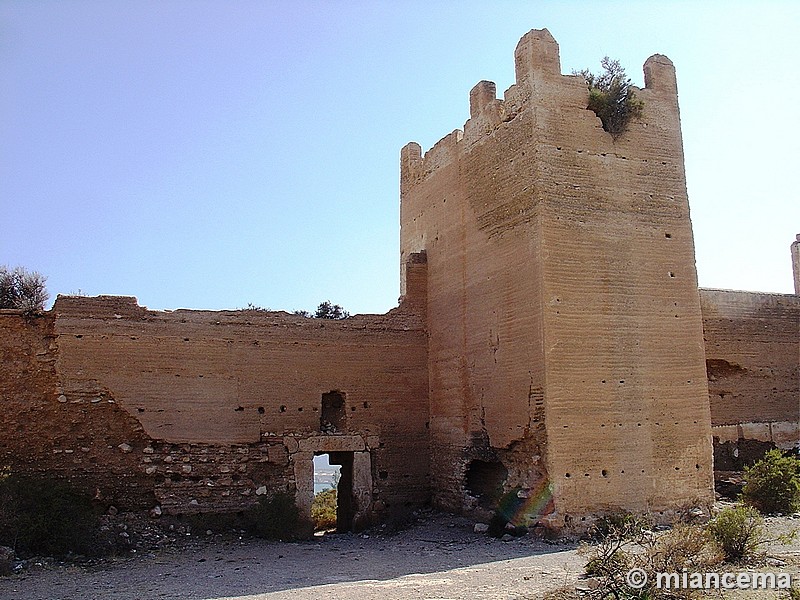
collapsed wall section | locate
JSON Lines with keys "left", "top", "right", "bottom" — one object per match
{"left": 0, "top": 310, "right": 155, "bottom": 509}
{"left": 401, "top": 29, "right": 713, "bottom": 527}
{"left": 701, "top": 289, "right": 800, "bottom": 470}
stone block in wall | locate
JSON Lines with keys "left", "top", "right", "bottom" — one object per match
{"left": 771, "top": 421, "right": 800, "bottom": 449}
{"left": 298, "top": 435, "right": 365, "bottom": 453}
{"left": 712, "top": 425, "right": 739, "bottom": 444}
{"left": 292, "top": 451, "right": 315, "bottom": 515}
{"left": 740, "top": 422, "right": 771, "bottom": 443}
{"left": 283, "top": 436, "right": 299, "bottom": 454}
{"left": 268, "top": 445, "right": 289, "bottom": 465}
{"left": 352, "top": 451, "right": 374, "bottom": 531}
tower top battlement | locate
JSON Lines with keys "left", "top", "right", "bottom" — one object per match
{"left": 401, "top": 29, "right": 679, "bottom": 190}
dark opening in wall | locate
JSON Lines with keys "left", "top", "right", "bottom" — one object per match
{"left": 326, "top": 451, "right": 355, "bottom": 533}
{"left": 713, "top": 438, "right": 775, "bottom": 472}
{"left": 464, "top": 459, "right": 508, "bottom": 509}
{"left": 321, "top": 391, "right": 346, "bottom": 433}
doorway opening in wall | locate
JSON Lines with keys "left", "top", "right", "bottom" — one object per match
{"left": 312, "top": 452, "right": 354, "bottom": 534}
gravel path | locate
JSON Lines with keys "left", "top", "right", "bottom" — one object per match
{"left": 0, "top": 516, "right": 583, "bottom": 600}
{"left": 4, "top": 510, "right": 797, "bottom": 600}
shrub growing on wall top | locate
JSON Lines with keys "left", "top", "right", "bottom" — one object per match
{"left": 576, "top": 57, "right": 643, "bottom": 138}
{"left": 293, "top": 301, "right": 350, "bottom": 319}
{"left": 0, "top": 266, "right": 49, "bottom": 313}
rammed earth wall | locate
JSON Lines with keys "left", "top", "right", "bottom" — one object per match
{"left": 701, "top": 289, "right": 800, "bottom": 470}
{"left": 401, "top": 29, "right": 714, "bottom": 529}
{"left": 1, "top": 257, "right": 429, "bottom": 528}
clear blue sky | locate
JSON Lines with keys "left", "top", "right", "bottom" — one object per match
{"left": 2, "top": 1, "right": 798, "bottom": 313}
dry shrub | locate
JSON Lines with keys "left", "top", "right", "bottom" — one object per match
{"left": 0, "top": 473, "right": 100, "bottom": 557}
{"left": 0, "top": 266, "right": 48, "bottom": 313}
{"left": 742, "top": 449, "right": 800, "bottom": 515}
{"left": 580, "top": 514, "right": 722, "bottom": 599}
{"left": 649, "top": 523, "right": 723, "bottom": 574}
{"left": 707, "top": 504, "right": 766, "bottom": 564}
{"left": 311, "top": 488, "right": 337, "bottom": 531}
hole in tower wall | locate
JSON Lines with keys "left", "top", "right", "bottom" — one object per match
{"left": 464, "top": 460, "right": 508, "bottom": 510}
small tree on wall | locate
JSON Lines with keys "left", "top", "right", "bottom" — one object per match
{"left": 0, "top": 266, "right": 49, "bottom": 313}
{"left": 314, "top": 301, "right": 350, "bottom": 320}
{"left": 294, "top": 301, "right": 351, "bottom": 319}
{"left": 575, "top": 57, "right": 643, "bottom": 138}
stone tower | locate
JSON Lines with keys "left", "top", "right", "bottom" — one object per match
{"left": 400, "top": 29, "right": 713, "bottom": 529}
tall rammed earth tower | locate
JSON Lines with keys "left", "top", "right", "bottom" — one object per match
{"left": 400, "top": 29, "right": 714, "bottom": 528}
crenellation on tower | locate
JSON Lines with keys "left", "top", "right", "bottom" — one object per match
{"left": 403, "top": 29, "right": 687, "bottom": 215}
{"left": 513, "top": 28, "right": 562, "bottom": 82}
{"left": 469, "top": 80, "right": 497, "bottom": 118}
{"left": 463, "top": 94, "right": 506, "bottom": 149}
{"left": 399, "top": 141, "right": 423, "bottom": 194}
{"left": 643, "top": 53, "right": 678, "bottom": 94}
{"left": 419, "top": 129, "right": 463, "bottom": 179}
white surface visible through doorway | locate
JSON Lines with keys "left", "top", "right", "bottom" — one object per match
{"left": 313, "top": 453, "right": 341, "bottom": 495}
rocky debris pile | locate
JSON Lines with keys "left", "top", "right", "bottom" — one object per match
{"left": 714, "top": 471, "right": 745, "bottom": 500}
{"left": 0, "top": 509, "right": 258, "bottom": 577}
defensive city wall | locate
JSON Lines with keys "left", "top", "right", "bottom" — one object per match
{"left": 1, "top": 30, "right": 797, "bottom": 533}
{"left": 702, "top": 288, "right": 799, "bottom": 468}
{"left": 1, "top": 257, "right": 429, "bottom": 531}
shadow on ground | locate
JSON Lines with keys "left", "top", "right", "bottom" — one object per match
{"left": 0, "top": 515, "right": 581, "bottom": 600}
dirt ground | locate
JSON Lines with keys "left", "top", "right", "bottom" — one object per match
{"left": 1, "top": 511, "right": 798, "bottom": 600}
{"left": 0, "top": 513, "right": 583, "bottom": 600}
